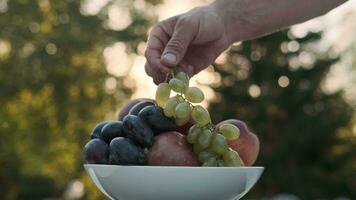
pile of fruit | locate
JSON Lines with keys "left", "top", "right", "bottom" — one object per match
{"left": 83, "top": 71, "right": 259, "bottom": 167}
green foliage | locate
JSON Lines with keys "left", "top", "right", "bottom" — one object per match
{"left": 210, "top": 31, "right": 356, "bottom": 199}
{"left": 1, "top": 0, "right": 355, "bottom": 199}
{"left": 0, "top": 0, "right": 155, "bottom": 199}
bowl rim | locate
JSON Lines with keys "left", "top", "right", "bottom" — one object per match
{"left": 84, "top": 164, "right": 264, "bottom": 169}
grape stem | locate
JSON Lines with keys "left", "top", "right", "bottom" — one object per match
{"left": 166, "top": 69, "right": 219, "bottom": 133}
{"left": 164, "top": 70, "right": 176, "bottom": 83}
{"left": 170, "top": 70, "right": 175, "bottom": 79}
{"left": 179, "top": 92, "right": 216, "bottom": 133}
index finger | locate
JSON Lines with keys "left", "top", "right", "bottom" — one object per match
{"left": 145, "top": 18, "right": 178, "bottom": 74}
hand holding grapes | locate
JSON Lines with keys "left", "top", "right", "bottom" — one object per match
{"left": 145, "top": 5, "right": 230, "bottom": 84}
{"left": 145, "top": 0, "right": 346, "bottom": 84}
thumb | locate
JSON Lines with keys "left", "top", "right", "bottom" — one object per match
{"left": 161, "top": 18, "right": 196, "bottom": 66}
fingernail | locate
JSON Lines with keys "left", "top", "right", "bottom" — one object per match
{"left": 162, "top": 53, "right": 177, "bottom": 64}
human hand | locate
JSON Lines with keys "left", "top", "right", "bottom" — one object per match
{"left": 144, "top": 5, "right": 230, "bottom": 84}
{"left": 144, "top": 0, "right": 347, "bottom": 84}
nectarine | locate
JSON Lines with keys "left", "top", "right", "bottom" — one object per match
{"left": 147, "top": 131, "right": 199, "bottom": 166}
{"left": 217, "top": 119, "right": 259, "bottom": 166}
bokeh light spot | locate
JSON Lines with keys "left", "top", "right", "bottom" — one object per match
{"left": 0, "top": 0, "right": 8, "bottom": 13}
{"left": 278, "top": 76, "right": 290, "bottom": 88}
{"left": 45, "top": 43, "right": 57, "bottom": 55}
{"left": 107, "top": 5, "right": 132, "bottom": 31}
{"left": 137, "top": 42, "right": 147, "bottom": 56}
{"left": 287, "top": 40, "right": 300, "bottom": 52}
{"left": 105, "top": 77, "right": 117, "bottom": 91}
{"left": 103, "top": 42, "right": 131, "bottom": 77}
{"left": 299, "top": 51, "right": 316, "bottom": 69}
{"left": 0, "top": 39, "right": 11, "bottom": 58}
{"left": 64, "top": 180, "right": 84, "bottom": 199}
{"left": 29, "top": 22, "right": 40, "bottom": 33}
{"left": 80, "top": 0, "right": 109, "bottom": 16}
{"left": 215, "top": 52, "right": 227, "bottom": 64}
{"left": 20, "top": 43, "right": 35, "bottom": 58}
{"left": 248, "top": 84, "right": 261, "bottom": 98}
{"left": 250, "top": 50, "right": 262, "bottom": 61}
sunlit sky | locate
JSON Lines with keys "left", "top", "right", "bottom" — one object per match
{"left": 99, "top": 0, "right": 356, "bottom": 107}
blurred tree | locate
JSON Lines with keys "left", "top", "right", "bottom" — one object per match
{"left": 209, "top": 30, "right": 356, "bottom": 199}
{"left": 1, "top": 0, "right": 355, "bottom": 200}
{"left": 0, "top": 0, "right": 161, "bottom": 199}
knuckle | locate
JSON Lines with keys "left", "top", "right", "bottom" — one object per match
{"left": 148, "top": 24, "right": 163, "bottom": 41}
{"left": 166, "top": 39, "right": 186, "bottom": 52}
{"left": 177, "top": 16, "right": 194, "bottom": 27}
{"left": 177, "top": 16, "right": 187, "bottom": 25}
{"left": 145, "top": 52, "right": 155, "bottom": 63}
{"left": 153, "top": 23, "right": 170, "bottom": 38}
{"left": 155, "top": 24, "right": 166, "bottom": 33}
{"left": 151, "top": 23, "right": 163, "bottom": 33}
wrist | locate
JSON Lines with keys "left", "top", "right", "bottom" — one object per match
{"left": 210, "top": 0, "right": 251, "bottom": 43}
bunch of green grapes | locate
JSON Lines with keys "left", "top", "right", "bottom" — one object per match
{"left": 155, "top": 71, "right": 243, "bottom": 167}
{"left": 187, "top": 124, "right": 242, "bottom": 166}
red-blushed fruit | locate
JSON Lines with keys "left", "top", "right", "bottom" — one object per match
{"left": 217, "top": 119, "right": 259, "bottom": 166}
{"left": 175, "top": 118, "right": 195, "bottom": 135}
{"left": 240, "top": 157, "right": 245, "bottom": 166}
{"left": 118, "top": 98, "right": 155, "bottom": 121}
{"left": 147, "top": 131, "right": 200, "bottom": 166}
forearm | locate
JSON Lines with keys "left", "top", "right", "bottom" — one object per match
{"left": 212, "top": 0, "right": 347, "bottom": 43}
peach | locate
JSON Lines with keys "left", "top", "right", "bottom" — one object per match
{"left": 217, "top": 119, "right": 259, "bottom": 166}
{"left": 147, "top": 131, "right": 199, "bottom": 166}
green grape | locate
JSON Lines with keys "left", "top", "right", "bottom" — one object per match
{"left": 210, "top": 133, "right": 228, "bottom": 155}
{"left": 169, "top": 78, "right": 186, "bottom": 93}
{"left": 163, "top": 96, "right": 179, "bottom": 117}
{"left": 217, "top": 159, "right": 225, "bottom": 167}
{"left": 193, "top": 143, "right": 205, "bottom": 154}
{"left": 155, "top": 83, "right": 171, "bottom": 107}
{"left": 184, "top": 87, "right": 204, "bottom": 103}
{"left": 198, "top": 151, "right": 217, "bottom": 163}
{"left": 223, "top": 148, "right": 242, "bottom": 167}
{"left": 219, "top": 124, "right": 240, "bottom": 140}
{"left": 202, "top": 157, "right": 218, "bottom": 167}
{"left": 175, "top": 101, "right": 191, "bottom": 119}
{"left": 176, "top": 71, "right": 189, "bottom": 87}
{"left": 197, "top": 128, "right": 213, "bottom": 149}
{"left": 191, "top": 105, "right": 211, "bottom": 126}
{"left": 175, "top": 115, "right": 190, "bottom": 126}
{"left": 187, "top": 125, "right": 202, "bottom": 144}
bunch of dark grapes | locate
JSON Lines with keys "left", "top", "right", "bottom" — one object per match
{"left": 83, "top": 102, "right": 176, "bottom": 165}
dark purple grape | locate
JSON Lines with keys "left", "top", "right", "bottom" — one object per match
{"left": 138, "top": 105, "right": 176, "bottom": 134}
{"left": 83, "top": 139, "right": 109, "bottom": 164}
{"left": 109, "top": 137, "right": 146, "bottom": 165}
{"left": 91, "top": 121, "right": 111, "bottom": 139}
{"left": 123, "top": 115, "right": 154, "bottom": 147}
{"left": 128, "top": 100, "right": 155, "bottom": 116}
{"left": 100, "top": 121, "right": 126, "bottom": 144}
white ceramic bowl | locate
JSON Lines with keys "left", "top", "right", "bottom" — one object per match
{"left": 84, "top": 164, "right": 263, "bottom": 200}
